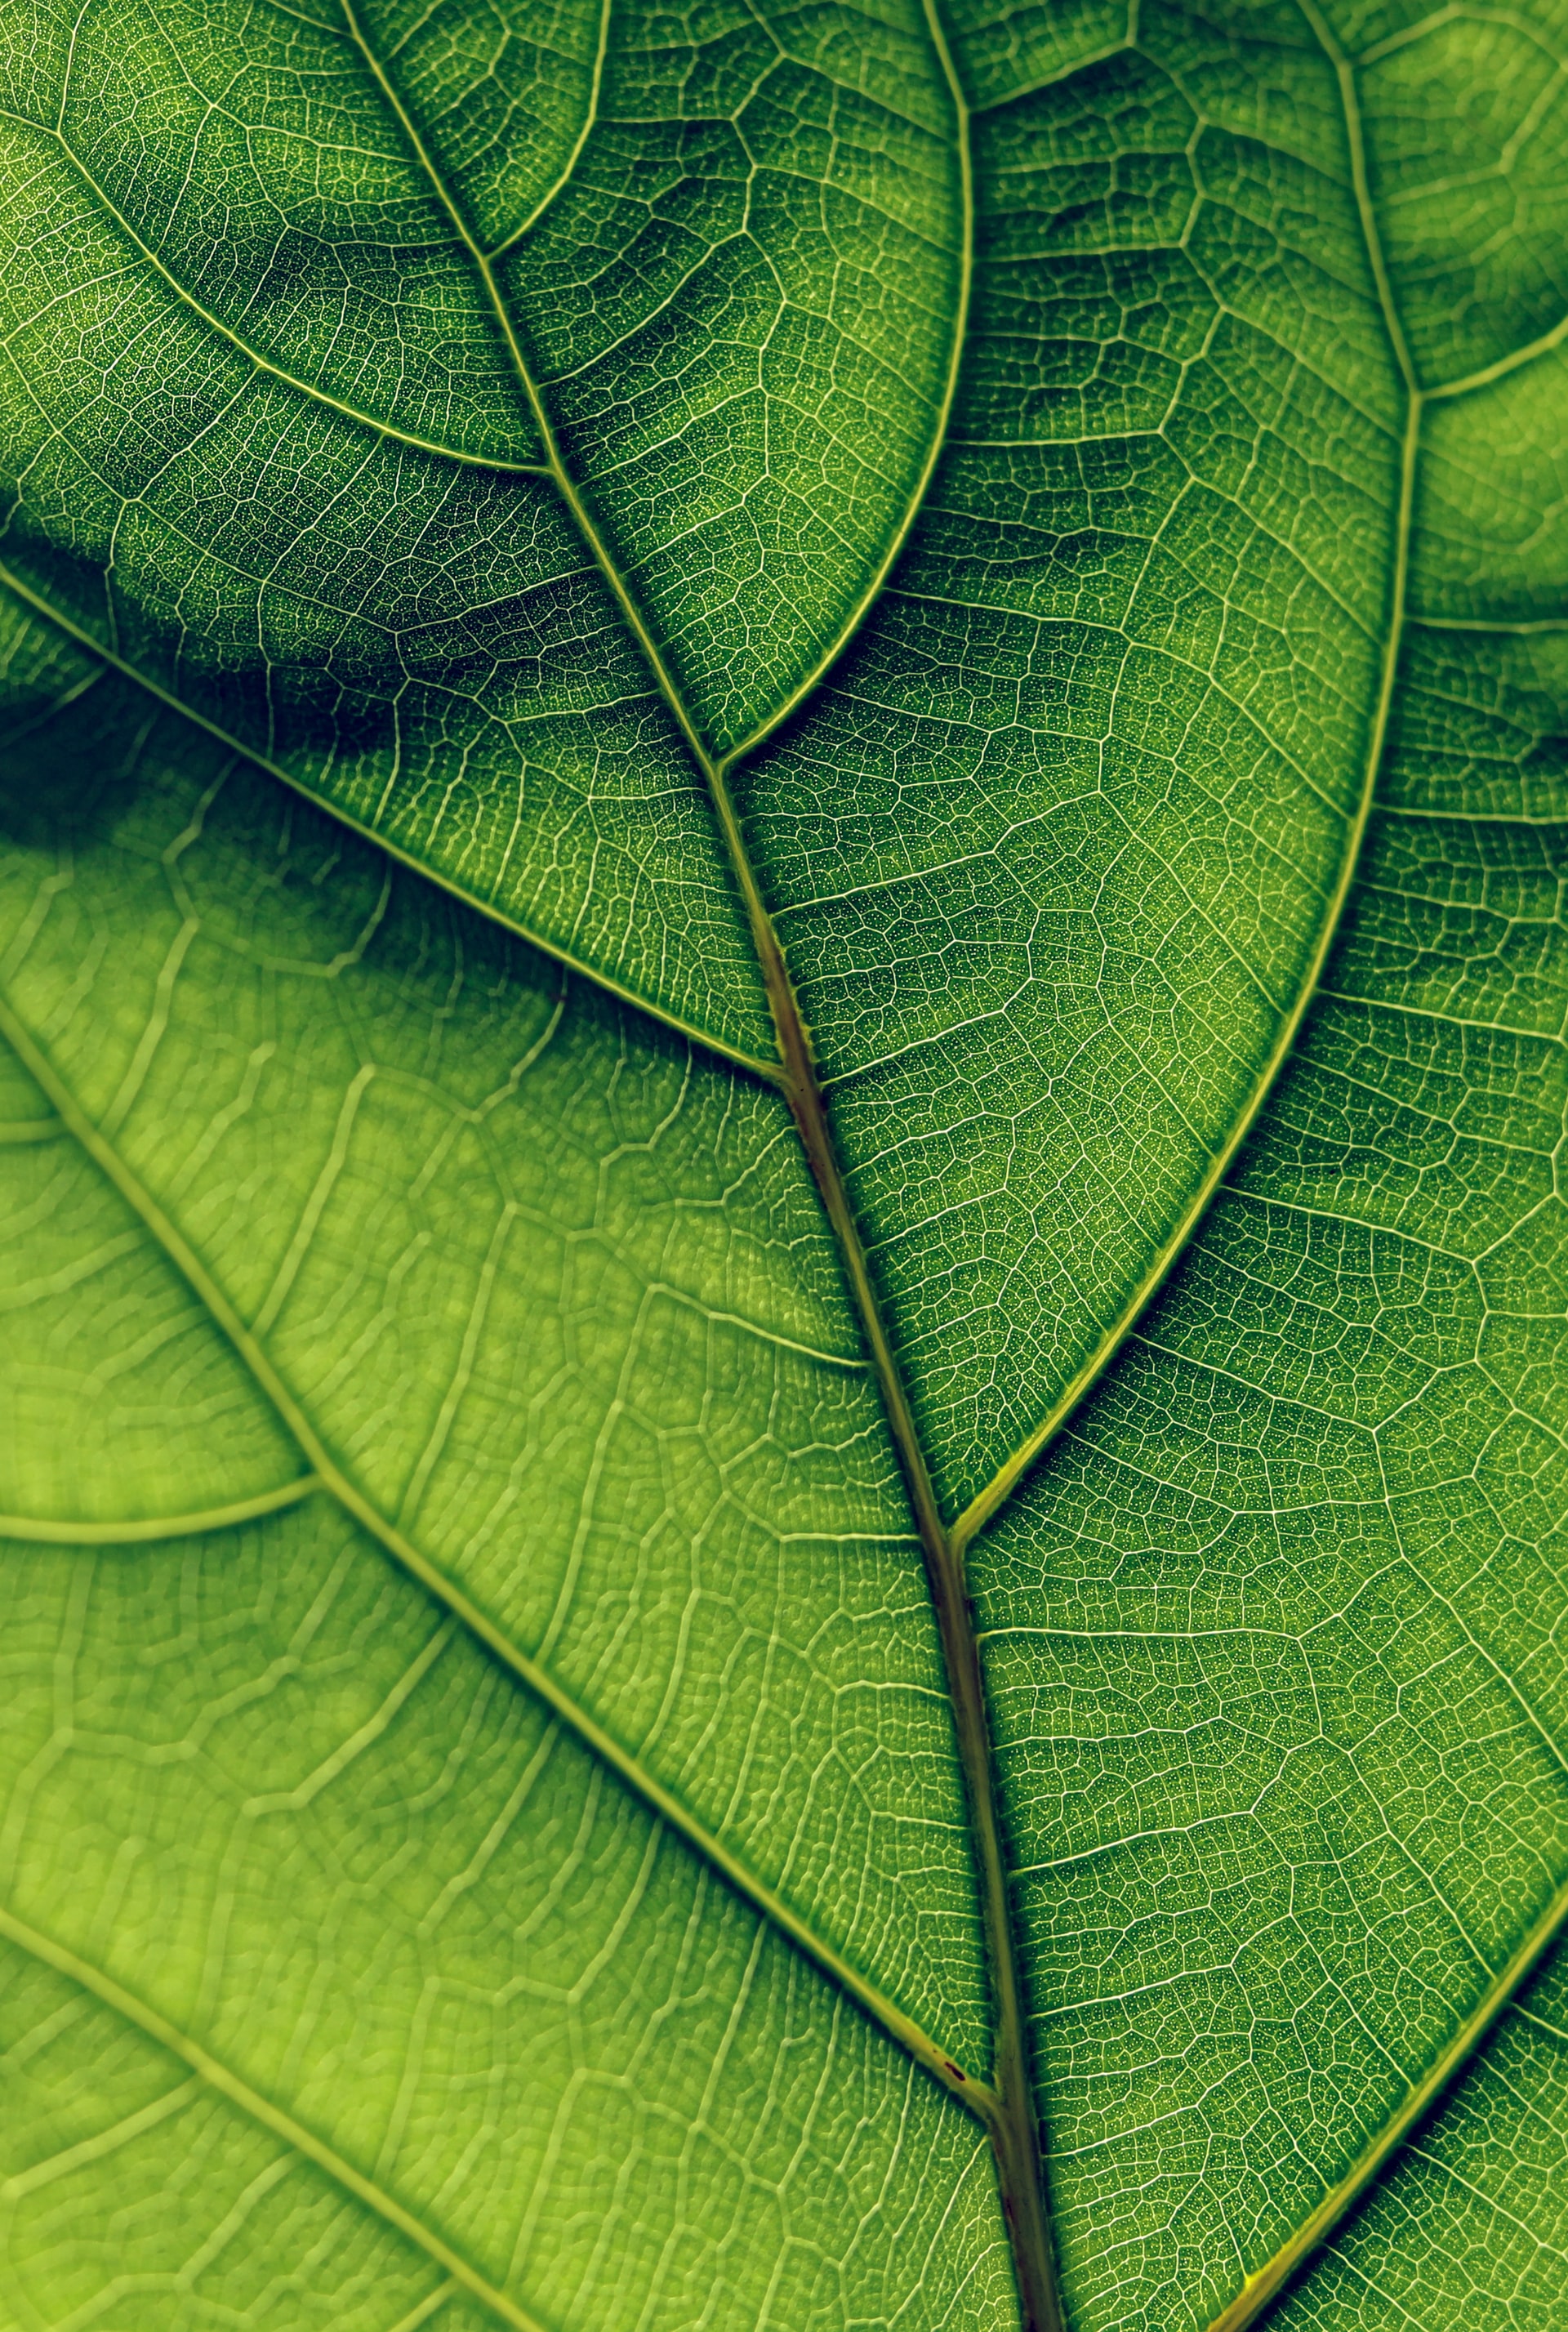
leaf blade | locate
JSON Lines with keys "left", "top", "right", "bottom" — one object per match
{"left": 7, "top": 4, "right": 1568, "bottom": 2327}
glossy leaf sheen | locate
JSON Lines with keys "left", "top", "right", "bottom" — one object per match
{"left": 1, "top": 5, "right": 1566, "bottom": 2332}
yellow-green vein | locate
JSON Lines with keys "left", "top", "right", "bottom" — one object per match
{"left": 712, "top": 0, "right": 977, "bottom": 773}
{"left": 1428, "top": 305, "right": 1568, "bottom": 402}
{"left": 950, "top": 1, "right": 1423, "bottom": 1563}
{"left": 0, "top": 1476, "right": 321, "bottom": 1545}
{"left": 484, "top": 0, "right": 612, "bottom": 260}
{"left": 0, "top": 1899, "right": 551, "bottom": 2332}
{"left": 1204, "top": 1871, "right": 1568, "bottom": 2332}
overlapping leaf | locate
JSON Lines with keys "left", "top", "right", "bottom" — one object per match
{"left": 2, "top": 4, "right": 1568, "bottom": 2331}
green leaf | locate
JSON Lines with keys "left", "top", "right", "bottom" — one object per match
{"left": 1, "top": 5, "right": 1567, "bottom": 2331}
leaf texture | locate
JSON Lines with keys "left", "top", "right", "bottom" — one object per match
{"left": 2, "top": 3, "right": 1568, "bottom": 2331}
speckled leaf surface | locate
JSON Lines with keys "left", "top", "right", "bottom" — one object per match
{"left": 1, "top": 4, "right": 1567, "bottom": 2330}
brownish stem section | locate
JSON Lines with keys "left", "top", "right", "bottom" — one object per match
{"left": 341, "top": 9, "right": 1063, "bottom": 2319}
{"left": 717, "top": 783, "right": 1064, "bottom": 2332}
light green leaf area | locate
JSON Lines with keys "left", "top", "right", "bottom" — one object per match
{"left": 0, "top": 642, "right": 1005, "bottom": 2327}
{"left": 3, "top": 4, "right": 1568, "bottom": 2332}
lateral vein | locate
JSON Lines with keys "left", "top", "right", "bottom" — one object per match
{"left": 0, "top": 108, "right": 548, "bottom": 477}
{"left": 715, "top": 0, "right": 978, "bottom": 769}
{"left": 0, "top": 1476, "right": 323, "bottom": 1544}
{"left": 483, "top": 0, "right": 612, "bottom": 259}
{"left": 1427, "top": 305, "right": 1568, "bottom": 400}
{"left": 950, "top": 6, "right": 1421, "bottom": 1561}
{"left": 336, "top": 2, "right": 723, "bottom": 789}
{"left": 0, "top": 564, "right": 783, "bottom": 1087}
{"left": 0, "top": 1898, "right": 550, "bottom": 2332}
{"left": 1202, "top": 1871, "right": 1568, "bottom": 2332}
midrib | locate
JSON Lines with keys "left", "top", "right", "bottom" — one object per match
{"left": 330, "top": 13, "right": 1071, "bottom": 2325}
{"left": 24, "top": 3, "right": 1069, "bottom": 2320}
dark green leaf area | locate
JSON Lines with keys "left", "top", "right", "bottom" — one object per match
{"left": 20, "top": 0, "right": 540, "bottom": 462}
{"left": 0, "top": 151, "right": 773, "bottom": 1054}
{"left": 1386, "top": 623, "right": 1568, "bottom": 822}
{"left": 737, "top": 19, "right": 1394, "bottom": 1514}
{"left": 973, "top": 627, "right": 1568, "bottom": 2332}
{"left": 0, "top": 630, "right": 991, "bottom": 2075}
{"left": 501, "top": 0, "right": 967, "bottom": 756}
{"left": 1281, "top": 1948, "right": 1568, "bottom": 2329}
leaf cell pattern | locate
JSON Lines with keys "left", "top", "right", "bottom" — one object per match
{"left": 2, "top": 4, "right": 1568, "bottom": 2332}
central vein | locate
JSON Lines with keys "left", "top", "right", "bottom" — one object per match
{"left": 333, "top": 7, "right": 1064, "bottom": 2329}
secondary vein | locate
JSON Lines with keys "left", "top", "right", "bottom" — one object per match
{"left": 0, "top": 107, "right": 548, "bottom": 478}
{"left": 336, "top": 2, "right": 727, "bottom": 792}
{"left": 712, "top": 0, "right": 978, "bottom": 770}
{"left": 1203, "top": 1870, "right": 1568, "bottom": 2332}
{"left": 947, "top": 9, "right": 1419, "bottom": 1565}
{"left": 0, "top": 1476, "right": 322, "bottom": 1544}
{"left": 483, "top": 0, "right": 612, "bottom": 260}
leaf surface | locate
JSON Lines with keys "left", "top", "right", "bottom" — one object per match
{"left": 3, "top": 5, "right": 1568, "bottom": 2332}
